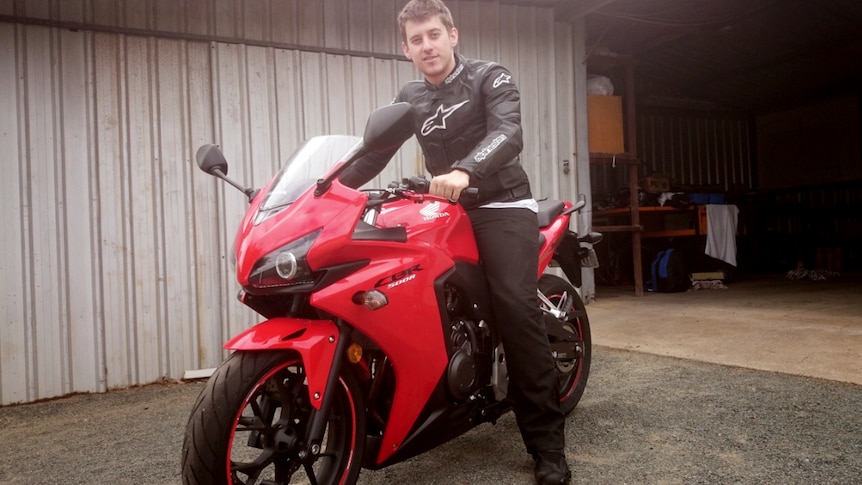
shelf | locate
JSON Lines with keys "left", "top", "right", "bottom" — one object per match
{"left": 642, "top": 229, "right": 698, "bottom": 238}
{"left": 596, "top": 206, "right": 692, "bottom": 216}
{"left": 592, "top": 224, "right": 642, "bottom": 233}
{"left": 594, "top": 205, "right": 708, "bottom": 239}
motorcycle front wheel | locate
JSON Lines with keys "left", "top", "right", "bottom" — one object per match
{"left": 182, "top": 350, "right": 366, "bottom": 485}
{"left": 539, "top": 274, "right": 592, "bottom": 415}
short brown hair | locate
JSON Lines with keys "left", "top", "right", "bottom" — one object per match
{"left": 398, "top": 0, "right": 455, "bottom": 41}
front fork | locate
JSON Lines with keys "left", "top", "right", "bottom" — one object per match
{"left": 304, "top": 319, "right": 352, "bottom": 462}
{"left": 225, "top": 316, "right": 354, "bottom": 466}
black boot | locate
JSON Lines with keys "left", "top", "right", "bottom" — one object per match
{"left": 533, "top": 450, "right": 571, "bottom": 485}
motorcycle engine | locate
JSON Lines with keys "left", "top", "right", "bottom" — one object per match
{"left": 447, "top": 319, "right": 479, "bottom": 401}
{"left": 443, "top": 284, "right": 491, "bottom": 402}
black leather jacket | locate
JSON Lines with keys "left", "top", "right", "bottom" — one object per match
{"left": 340, "top": 54, "right": 532, "bottom": 209}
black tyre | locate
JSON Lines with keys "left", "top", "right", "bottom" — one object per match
{"left": 182, "top": 350, "right": 366, "bottom": 485}
{"left": 538, "top": 274, "right": 592, "bottom": 414}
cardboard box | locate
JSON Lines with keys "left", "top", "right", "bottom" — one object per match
{"left": 587, "top": 95, "right": 625, "bottom": 153}
{"left": 640, "top": 175, "right": 670, "bottom": 193}
{"left": 691, "top": 271, "right": 725, "bottom": 281}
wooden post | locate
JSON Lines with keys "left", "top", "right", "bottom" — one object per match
{"left": 625, "top": 59, "right": 643, "bottom": 296}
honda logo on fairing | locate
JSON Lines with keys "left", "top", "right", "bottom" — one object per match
{"left": 421, "top": 100, "right": 470, "bottom": 136}
{"left": 419, "top": 201, "right": 450, "bottom": 221}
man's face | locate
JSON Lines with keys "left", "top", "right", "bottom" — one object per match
{"left": 402, "top": 15, "right": 458, "bottom": 85}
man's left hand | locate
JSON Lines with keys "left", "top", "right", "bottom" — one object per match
{"left": 429, "top": 170, "right": 471, "bottom": 201}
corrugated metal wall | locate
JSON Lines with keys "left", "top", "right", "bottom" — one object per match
{"left": 0, "top": 0, "right": 576, "bottom": 404}
{"left": 590, "top": 108, "right": 754, "bottom": 199}
{"left": 637, "top": 111, "right": 754, "bottom": 190}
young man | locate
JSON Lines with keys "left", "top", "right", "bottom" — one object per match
{"left": 340, "top": 1, "right": 570, "bottom": 483}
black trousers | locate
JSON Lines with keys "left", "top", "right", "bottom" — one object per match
{"left": 467, "top": 206, "right": 566, "bottom": 454}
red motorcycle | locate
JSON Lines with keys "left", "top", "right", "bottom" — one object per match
{"left": 182, "top": 103, "right": 601, "bottom": 484}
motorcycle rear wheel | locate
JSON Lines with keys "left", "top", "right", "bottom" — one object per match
{"left": 539, "top": 274, "right": 592, "bottom": 415}
{"left": 182, "top": 350, "right": 366, "bottom": 485}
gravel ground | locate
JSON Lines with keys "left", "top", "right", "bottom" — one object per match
{"left": 1, "top": 347, "right": 860, "bottom": 484}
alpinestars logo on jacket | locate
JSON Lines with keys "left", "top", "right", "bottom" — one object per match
{"left": 420, "top": 100, "right": 470, "bottom": 136}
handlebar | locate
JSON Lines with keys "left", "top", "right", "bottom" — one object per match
{"left": 362, "top": 177, "right": 476, "bottom": 226}
{"left": 392, "top": 176, "right": 478, "bottom": 201}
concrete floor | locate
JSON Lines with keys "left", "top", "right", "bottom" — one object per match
{"left": 586, "top": 271, "right": 862, "bottom": 386}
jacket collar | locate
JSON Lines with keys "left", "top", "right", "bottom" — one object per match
{"left": 426, "top": 54, "right": 466, "bottom": 90}
{"left": 443, "top": 54, "right": 466, "bottom": 85}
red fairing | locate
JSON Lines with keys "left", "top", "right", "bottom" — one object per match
{"left": 538, "top": 201, "right": 573, "bottom": 277}
{"left": 230, "top": 177, "right": 483, "bottom": 465}
{"left": 308, "top": 182, "right": 478, "bottom": 464}
{"left": 375, "top": 198, "right": 479, "bottom": 264}
{"left": 224, "top": 317, "right": 339, "bottom": 410}
{"left": 233, "top": 179, "right": 367, "bottom": 287}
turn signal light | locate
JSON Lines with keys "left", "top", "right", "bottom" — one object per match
{"left": 352, "top": 290, "right": 388, "bottom": 310}
{"left": 347, "top": 343, "right": 363, "bottom": 364}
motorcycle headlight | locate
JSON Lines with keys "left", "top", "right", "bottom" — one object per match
{"left": 247, "top": 230, "right": 321, "bottom": 290}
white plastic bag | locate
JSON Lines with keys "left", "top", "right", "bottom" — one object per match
{"left": 587, "top": 75, "right": 614, "bottom": 96}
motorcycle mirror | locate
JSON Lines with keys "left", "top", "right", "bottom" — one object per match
{"left": 196, "top": 144, "right": 229, "bottom": 176}
{"left": 195, "top": 144, "right": 257, "bottom": 202}
{"left": 361, "top": 102, "right": 415, "bottom": 151}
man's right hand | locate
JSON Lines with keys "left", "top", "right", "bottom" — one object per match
{"left": 429, "top": 169, "right": 471, "bottom": 200}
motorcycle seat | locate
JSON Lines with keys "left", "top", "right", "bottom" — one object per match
{"left": 536, "top": 199, "right": 565, "bottom": 228}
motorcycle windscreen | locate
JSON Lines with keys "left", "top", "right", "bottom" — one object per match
{"left": 258, "top": 135, "right": 361, "bottom": 212}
